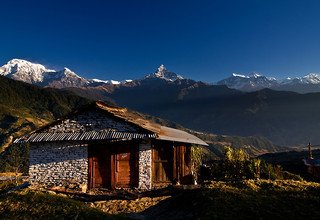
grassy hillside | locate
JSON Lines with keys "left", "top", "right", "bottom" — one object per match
{"left": 0, "top": 76, "right": 92, "bottom": 151}
{"left": 194, "top": 132, "right": 281, "bottom": 157}
{"left": 0, "top": 190, "right": 113, "bottom": 219}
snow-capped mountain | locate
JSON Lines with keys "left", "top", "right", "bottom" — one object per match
{"left": 145, "top": 64, "right": 184, "bottom": 82}
{"left": 5, "top": 59, "right": 320, "bottom": 94}
{"left": 281, "top": 73, "right": 320, "bottom": 85}
{"left": 0, "top": 59, "right": 126, "bottom": 88}
{"left": 217, "top": 73, "right": 278, "bottom": 91}
{"left": 0, "top": 59, "right": 90, "bottom": 88}
{"left": 0, "top": 59, "right": 55, "bottom": 84}
{"left": 217, "top": 72, "right": 320, "bottom": 93}
{"left": 0, "top": 59, "right": 188, "bottom": 90}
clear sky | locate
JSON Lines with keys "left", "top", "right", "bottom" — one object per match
{"left": 1, "top": 0, "right": 320, "bottom": 82}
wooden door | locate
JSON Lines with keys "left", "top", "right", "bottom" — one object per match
{"left": 88, "top": 145, "right": 111, "bottom": 189}
{"left": 115, "top": 145, "right": 138, "bottom": 188}
{"left": 152, "top": 143, "right": 173, "bottom": 183}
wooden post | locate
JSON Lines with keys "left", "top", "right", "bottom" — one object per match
{"left": 308, "top": 142, "right": 313, "bottom": 159}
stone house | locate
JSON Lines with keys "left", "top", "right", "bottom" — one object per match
{"left": 15, "top": 101, "right": 208, "bottom": 191}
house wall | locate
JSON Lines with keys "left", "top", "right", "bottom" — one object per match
{"left": 29, "top": 140, "right": 153, "bottom": 190}
{"left": 138, "top": 141, "right": 152, "bottom": 189}
{"left": 29, "top": 142, "right": 88, "bottom": 190}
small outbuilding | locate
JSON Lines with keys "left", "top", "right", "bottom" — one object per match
{"left": 303, "top": 143, "right": 320, "bottom": 178}
{"left": 15, "top": 101, "right": 208, "bottom": 191}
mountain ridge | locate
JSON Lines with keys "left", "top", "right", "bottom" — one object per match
{"left": 4, "top": 59, "right": 320, "bottom": 93}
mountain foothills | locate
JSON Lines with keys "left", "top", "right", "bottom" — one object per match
{"left": 2, "top": 59, "right": 320, "bottom": 147}
{"left": 0, "top": 75, "right": 91, "bottom": 152}
{"left": 0, "top": 74, "right": 278, "bottom": 159}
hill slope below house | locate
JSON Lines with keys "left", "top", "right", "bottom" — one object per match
{"left": 1, "top": 180, "right": 320, "bottom": 219}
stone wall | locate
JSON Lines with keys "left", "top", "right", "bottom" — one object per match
{"left": 44, "top": 110, "right": 141, "bottom": 133}
{"left": 138, "top": 141, "right": 152, "bottom": 189}
{"left": 29, "top": 142, "right": 88, "bottom": 190}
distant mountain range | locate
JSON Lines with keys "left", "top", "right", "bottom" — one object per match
{"left": 0, "top": 59, "right": 132, "bottom": 88}
{"left": 4, "top": 59, "right": 320, "bottom": 93}
{"left": 0, "top": 59, "right": 186, "bottom": 88}
{"left": 217, "top": 72, "right": 320, "bottom": 93}
{"left": 3, "top": 59, "right": 320, "bottom": 146}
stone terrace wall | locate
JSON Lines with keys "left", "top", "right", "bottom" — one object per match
{"left": 138, "top": 141, "right": 152, "bottom": 189}
{"left": 29, "top": 142, "right": 88, "bottom": 189}
{"left": 44, "top": 110, "right": 141, "bottom": 133}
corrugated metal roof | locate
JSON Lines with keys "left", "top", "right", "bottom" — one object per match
{"left": 158, "top": 126, "right": 208, "bottom": 146}
{"left": 14, "top": 131, "right": 156, "bottom": 143}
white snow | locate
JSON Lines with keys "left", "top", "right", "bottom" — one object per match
{"left": 232, "top": 73, "right": 249, "bottom": 78}
{"left": 110, "top": 80, "right": 120, "bottom": 85}
{"left": 91, "top": 78, "right": 109, "bottom": 83}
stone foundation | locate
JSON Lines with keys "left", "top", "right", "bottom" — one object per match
{"left": 29, "top": 142, "right": 88, "bottom": 189}
{"left": 138, "top": 141, "right": 152, "bottom": 189}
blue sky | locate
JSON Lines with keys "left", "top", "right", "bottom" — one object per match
{"left": 1, "top": 0, "right": 320, "bottom": 82}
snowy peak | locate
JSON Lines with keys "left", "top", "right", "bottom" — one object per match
{"left": 0, "top": 59, "right": 90, "bottom": 88}
{"left": 281, "top": 73, "right": 320, "bottom": 85}
{"left": 145, "top": 64, "right": 184, "bottom": 82}
{"left": 302, "top": 73, "right": 320, "bottom": 84}
{"left": 60, "top": 67, "right": 83, "bottom": 78}
{"left": 0, "top": 59, "right": 54, "bottom": 84}
{"left": 217, "top": 73, "right": 278, "bottom": 91}
{"left": 218, "top": 72, "right": 320, "bottom": 92}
